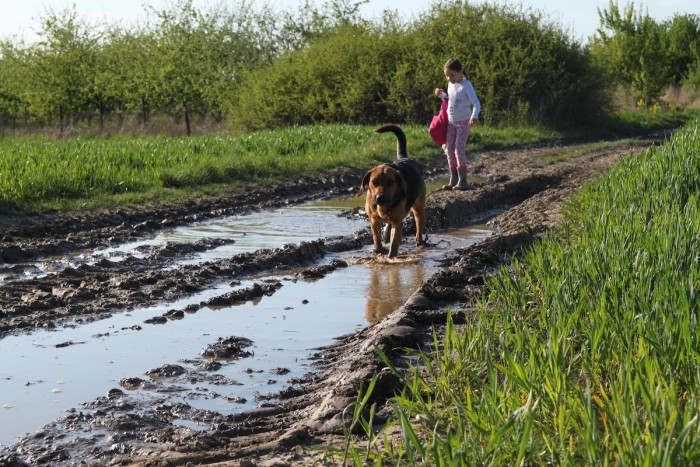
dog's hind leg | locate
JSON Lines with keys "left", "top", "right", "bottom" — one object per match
{"left": 412, "top": 205, "right": 427, "bottom": 247}
{"left": 381, "top": 224, "right": 391, "bottom": 244}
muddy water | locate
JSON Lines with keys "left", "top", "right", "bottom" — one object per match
{"left": 108, "top": 203, "right": 368, "bottom": 262}
{"left": 0, "top": 195, "right": 491, "bottom": 446}
{"left": 0, "top": 204, "right": 366, "bottom": 284}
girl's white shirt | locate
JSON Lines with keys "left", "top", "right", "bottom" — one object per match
{"left": 440, "top": 79, "right": 480, "bottom": 123}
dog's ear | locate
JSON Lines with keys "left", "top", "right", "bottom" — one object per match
{"left": 357, "top": 171, "right": 371, "bottom": 196}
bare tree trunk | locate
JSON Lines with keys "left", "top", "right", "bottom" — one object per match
{"left": 98, "top": 102, "right": 105, "bottom": 131}
{"left": 141, "top": 95, "right": 148, "bottom": 130}
{"left": 59, "top": 104, "right": 64, "bottom": 135}
{"left": 183, "top": 101, "right": 191, "bottom": 136}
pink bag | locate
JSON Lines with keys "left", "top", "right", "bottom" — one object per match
{"left": 429, "top": 99, "right": 448, "bottom": 145}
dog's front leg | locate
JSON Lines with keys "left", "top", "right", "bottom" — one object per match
{"left": 388, "top": 221, "right": 403, "bottom": 258}
{"left": 370, "top": 216, "right": 387, "bottom": 254}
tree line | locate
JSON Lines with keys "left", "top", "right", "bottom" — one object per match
{"left": 0, "top": 0, "right": 698, "bottom": 136}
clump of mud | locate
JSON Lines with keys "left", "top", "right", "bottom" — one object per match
{"left": 200, "top": 336, "right": 254, "bottom": 360}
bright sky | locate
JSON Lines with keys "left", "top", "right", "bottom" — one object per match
{"left": 0, "top": 0, "right": 696, "bottom": 45}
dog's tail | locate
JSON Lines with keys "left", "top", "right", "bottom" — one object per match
{"left": 375, "top": 124, "right": 408, "bottom": 159}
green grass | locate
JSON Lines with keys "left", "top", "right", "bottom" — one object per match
{"left": 1, "top": 109, "right": 694, "bottom": 215}
{"left": 0, "top": 125, "right": 391, "bottom": 213}
{"left": 327, "top": 118, "right": 700, "bottom": 465}
{"left": 524, "top": 139, "right": 648, "bottom": 168}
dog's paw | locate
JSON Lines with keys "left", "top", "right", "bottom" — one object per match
{"left": 374, "top": 246, "right": 388, "bottom": 255}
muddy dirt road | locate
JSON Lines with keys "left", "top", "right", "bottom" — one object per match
{"left": 0, "top": 133, "right": 665, "bottom": 465}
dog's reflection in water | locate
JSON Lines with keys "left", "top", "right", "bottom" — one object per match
{"left": 364, "top": 256, "right": 426, "bottom": 324}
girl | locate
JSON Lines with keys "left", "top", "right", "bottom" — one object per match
{"left": 434, "top": 58, "right": 480, "bottom": 190}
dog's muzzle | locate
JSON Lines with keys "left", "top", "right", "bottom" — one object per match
{"left": 374, "top": 194, "right": 387, "bottom": 205}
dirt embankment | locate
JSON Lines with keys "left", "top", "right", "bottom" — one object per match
{"left": 0, "top": 134, "right": 664, "bottom": 466}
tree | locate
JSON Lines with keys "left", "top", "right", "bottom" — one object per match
{"left": 105, "top": 27, "right": 161, "bottom": 130}
{"left": 274, "top": 0, "right": 369, "bottom": 51}
{"left": 86, "top": 31, "right": 127, "bottom": 131}
{"left": 152, "top": 0, "right": 222, "bottom": 135}
{"left": 591, "top": 1, "right": 666, "bottom": 105}
{"left": 26, "top": 7, "right": 103, "bottom": 132}
{"left": 232, "top": 0, "right": 608, "bottom": 128}
{"left": 198, "top": 1, "right": 281, "bottom": 123}
{"left": 662, "top": 14, "right": 700, "bottom": 87}
{"left": 0, "top": 41, "right": 29, "bottom": 131}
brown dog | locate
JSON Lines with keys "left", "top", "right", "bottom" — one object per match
{"left": 357, "top": 124, "right": 427, "bottom": 258}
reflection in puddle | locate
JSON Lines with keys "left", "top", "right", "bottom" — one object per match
{"left": 0, "top": 194, "right": 491, "bottom": 447}
{"left": 363, "top": 260, "right": 426, "bottom": 324}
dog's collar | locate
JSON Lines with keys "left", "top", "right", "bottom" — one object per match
{"left": 374, "top": 198, "right": 403, "bottom": 214}
{"left": 373, "top": 190, "right": 404, "bottom": 214}
{"left": 389, "top": 198, "right": 403, "bottom": 212}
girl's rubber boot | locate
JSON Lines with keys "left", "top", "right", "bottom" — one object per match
{"left": 452, "top": 168, "right": 468, "bottom": 190}
{"left": 442, "top": 168, "right": 458, "bottom": 190}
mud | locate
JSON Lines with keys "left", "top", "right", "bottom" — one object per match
{"left": 0, "top": 133, "right": 667, "bottom": 466}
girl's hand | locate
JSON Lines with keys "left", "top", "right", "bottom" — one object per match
{"left": 434, "top": 88, "right": 445, "bottom": 98}
{"left": 469, "top": 118, "right": 477, "bottom": 127}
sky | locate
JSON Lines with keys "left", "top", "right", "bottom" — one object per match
{"left": 0, "top": 0, "right": 696, "bottom": 45}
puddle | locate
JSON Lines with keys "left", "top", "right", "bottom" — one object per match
{"left": 104, "top": 203, "right": 367, "bottom": 263}
{"left": 0, "top": 177, "right": 482, "bottom": 284}
{"left": 0, "top": 195, "right": 491, "bottom": 446}
{"left": 0, "top": 202, "right": 367, "bottom": 285}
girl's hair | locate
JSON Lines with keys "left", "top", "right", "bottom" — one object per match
{"left": 444, "top": 58, "right": 463, "bottom": 72}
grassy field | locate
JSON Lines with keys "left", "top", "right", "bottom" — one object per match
{"left": 0, "top": 125, "right": 387, "bottom": 213}
{"left": 331, "top": 118, "right": 700, "bottom": 464}
{"left": 0, "top": 110, "right": 691, "bottom": 215}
